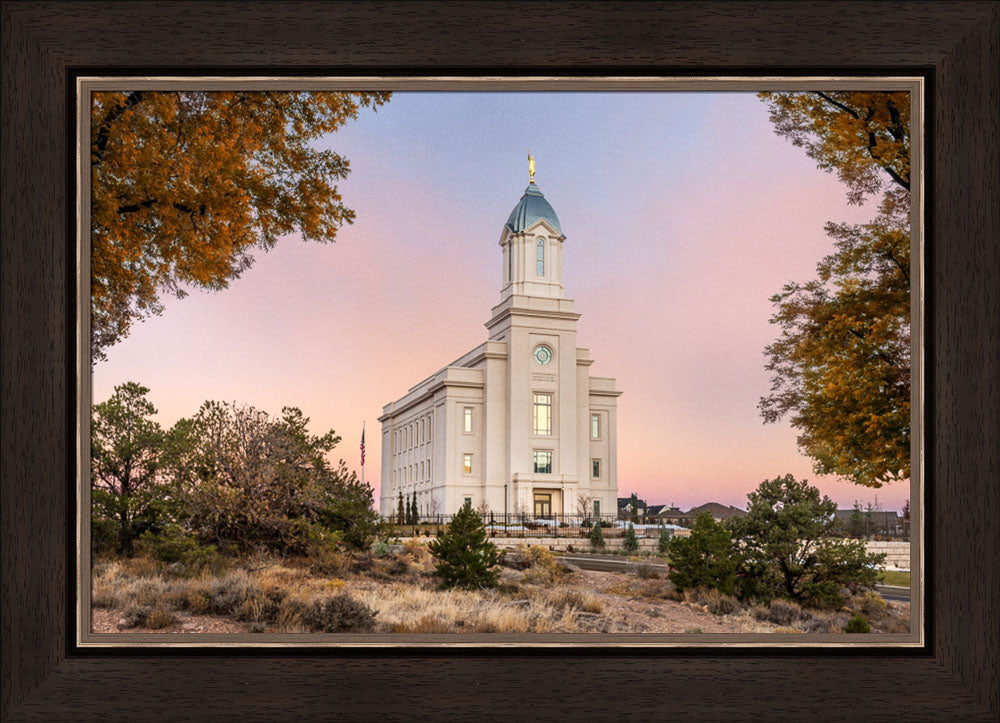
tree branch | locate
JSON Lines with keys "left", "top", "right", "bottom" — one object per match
{"left": 845, "top": 327, "right": 896, "bottom": 366}
{"left": 813, "top": 91, "right": 910, "bottom": 191}
{"left": 886, "top": 248, "right": 910, "bottom": 283}
{"left": 117, "top": 198, "right": 204, "bottom": 217}
{"left": 812, "top": 91, "right": 860, "bottom": 120}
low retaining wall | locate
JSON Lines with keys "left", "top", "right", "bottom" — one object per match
{"left": 397, "top": 536, "right": 911, "bottom": 569}
{"left": 863, "top": 540, "right": 911, "bottom": 569}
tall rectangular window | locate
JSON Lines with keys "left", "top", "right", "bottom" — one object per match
{"left": 594, "top": 500, "right": 600, "bottom": 517}
{"left": 591, "top": 413, "right": 600, "bottom": 439}
{"left": 463, "top": 407, "right": 473, "bottom": 433}
{"left": 591, "top": 458, "right": 601, "bottom": 479}
{"left": 463, "top": 453, "right": 472, "bottom": 475}
{"left": 536, "top": 238, "right": 545, "bottom": 276}
{"left": 533, "top": 451, "right": 552, "bottom": 474}
{"left": 533, "top": 393, "right": 552, "bottom": 435}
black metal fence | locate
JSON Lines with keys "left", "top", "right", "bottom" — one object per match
{"left": 387, "top": 511, "right": 910, "bottom": 541}
{"left": 388, "top": 512, "right": 685, "bottom": 539}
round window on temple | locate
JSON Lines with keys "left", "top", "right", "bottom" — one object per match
{"left": 534, "top": 345, "right": 552, "bottom": 366}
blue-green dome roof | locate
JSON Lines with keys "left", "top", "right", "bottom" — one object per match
{"left": 505, "top": 182, "right": 562, "bottom": 235}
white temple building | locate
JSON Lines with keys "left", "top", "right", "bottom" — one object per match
{"left": 378, "top": 160, "right": 621, "bottom": 519}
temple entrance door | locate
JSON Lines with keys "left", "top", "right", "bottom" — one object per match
{"left": 533, "top": 492, "right": 552, "bottom": 518}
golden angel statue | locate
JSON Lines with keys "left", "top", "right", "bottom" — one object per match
{"left": 527, "top": 149, "right": 536, "bottom": 183}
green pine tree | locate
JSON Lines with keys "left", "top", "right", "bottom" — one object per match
{"left": 427, "top": 500, "right": 500, "bottom": 590}
{"left": 589, "top": 519, "right": 606, "bottom": 550}
{"left": 397, "top": 490, "right": 405, "bottom": 524}
{"left": 629, "top": 493, "right": 639, "bottom": 523}
{"left": 623, "top": 522, "right": 639, "bottom": 553}
{"left": 405, "top": 495, "right": 412, "bottom": 525}
{"left": 411, "top": 491, "right": 419, "bottom": 524}
{"left": 847, "top": 501, "right": 866, "bottom": 539}
{"left": 658, "top": 525, "right": 672, "bottom": 554}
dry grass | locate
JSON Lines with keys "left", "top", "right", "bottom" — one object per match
{"left": 91, "top": 546, "right": 909, "bottom": 636}
{"left": 144, "top": 605, "right": 177, "bottom": 630}
{"left": 603, "top": 576, "right": 680, "bottom": 601}
{"left": 352, "top": 583, "right": 580, "bottom": 633}
{"left": 745, "top": 592, "right": 909, "bottom": 634}
{"left": 684, "top": 588, "right": 744, "bottom": 616}
{"left": 519, "top": 546, "right": 572, "bottom": 586}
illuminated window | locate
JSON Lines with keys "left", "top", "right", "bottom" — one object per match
{"left": 536, "top": 237, "right": 545, "bottom": 276}
{"left": 463, "top": 454, "right": 472, "bottom": 475}
{"left": 591, "top": 413, "right": 600, "bottom": 439}
{"left": 533, "top": 393, "right": 552, "bottom": 435}
{"left": 464, "top": 407, "right": 473, "bottom": 433}
{"left": 533, "top": 450, "right": 552, "bottom": 474}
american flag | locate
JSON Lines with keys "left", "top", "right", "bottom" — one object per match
{"left": 360, "top": 427, "right": 365, "bottom": 467}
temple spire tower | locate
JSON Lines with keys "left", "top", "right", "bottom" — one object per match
{"left": 497, "top": 153, "right": 567, "bottom": 302}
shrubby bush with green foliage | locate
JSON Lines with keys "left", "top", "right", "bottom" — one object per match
{"left": 658, "top": 526, "right": 672, "bottom": 554}
{"left": 136, "top": 524, "right": 226, "bottom": 576}
{"left": 428, "top": 501, "right": 501, "bottom": 590}
{"left": 302, "top": 594, "right": 378, "bottom": 633}
{"left": 845, "top": 614, "right": 871, "bottom": 633}
{"left": 623, "top": 523, "right": 639, "bottom": 553}
{"left": 729, "top": 474, "right": 885, "bottom": 607}
{"left": 92, "top": 383, "right": 386, "bottom": 561}
{"left": 668, "top": 512, "right": 740, "bottom": 596}
{"left": 668, "top": 475, "right": 886, "bottom": 609}
{"left": 589, "top": 519, "right": 606, "bottom": 550}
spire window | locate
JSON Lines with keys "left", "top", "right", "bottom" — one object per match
{"left": 536, "top": 237, "right": 545, "bottom": 276}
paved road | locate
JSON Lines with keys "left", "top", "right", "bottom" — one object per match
{"left": 875, "top": 585, "right": 910, "bottom": 602}
{"left": 558, "top": 554, "right": 911, "bottom": 602}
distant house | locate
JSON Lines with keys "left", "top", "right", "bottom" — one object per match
{"left": 687, "top": 502, "right": 747, "bottom": 521}
{"left": 651, "top": 506, "right": 685, "bottom": 525}
{"left": 650, "top": 502, "right": 746, "bottom": 528}
{"left": 617, "top": 496, "right": 647, "bottom": 520}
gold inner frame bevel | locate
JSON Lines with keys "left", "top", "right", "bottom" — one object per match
{"left": 76, "top": 76, "right": 925, "bottom": 648}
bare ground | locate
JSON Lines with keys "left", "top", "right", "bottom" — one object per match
{"left": 92, "top": 607, "right": 247, "bottom": 634}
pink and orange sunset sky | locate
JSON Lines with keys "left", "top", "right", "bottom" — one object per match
{"left": 92, "top": 91, "right": 911, "bottom": 513}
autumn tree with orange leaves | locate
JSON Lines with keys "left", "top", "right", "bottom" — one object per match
{"left": 90, "top": 91, "right": 390, "bottom": 361}
{"left": 758, "top": 92, "right": 911, "bottom": 488}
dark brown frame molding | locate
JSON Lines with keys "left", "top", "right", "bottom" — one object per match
{"left": 3, "top": 2, "right": 997, "bottom": 719}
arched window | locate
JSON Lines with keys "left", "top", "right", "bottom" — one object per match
{"left": 536, "top": 237, "right": 545, "bottom": 276}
